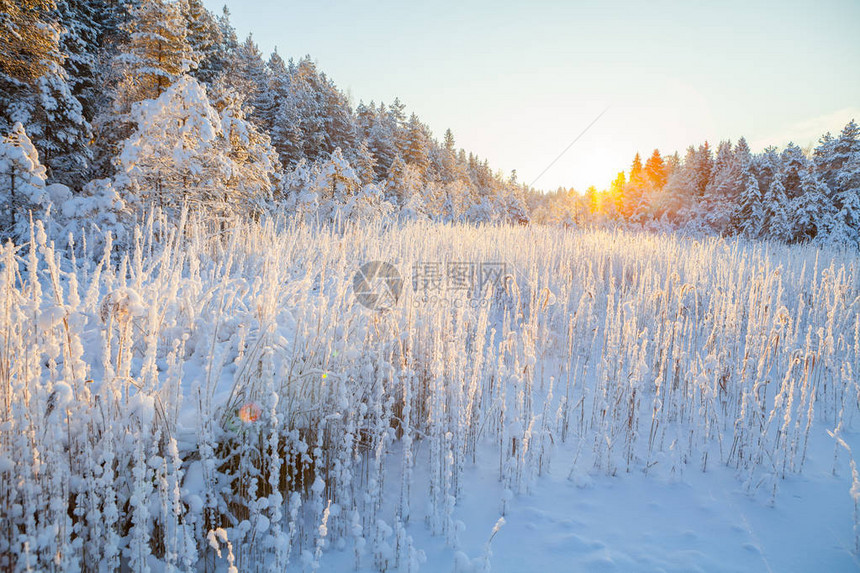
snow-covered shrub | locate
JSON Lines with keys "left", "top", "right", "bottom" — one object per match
{"left": 398, "top": 191, "right": 429, "bottom": 222}
{"left": 114, "top": 75, "right": 278, "bottom": 218}
{"left": 499, "top": 189, "right": 530, "bottom": 225}
{"left": 282, "top": 151, "right": 398, "bottom": 225}
{"left": 281, "top": 158, "right": 321, "bottom": 219}
{"left": 0, "top": 122, "right": 49, "bottom": 239}
{"left": 348, "top": 183, "right": 395, "bottom": 222}
{"left": 57, "top": 178, "right": 129, "bottom": 247}
{"left": 316, "top": 148, "right": 360, "bottom": 201}
{"left": 462, "top": 195, "right": 500, "bottom": 225}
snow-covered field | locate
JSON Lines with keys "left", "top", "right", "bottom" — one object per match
{"left": 2, "top": 215, "right": 860, "bottom": 572}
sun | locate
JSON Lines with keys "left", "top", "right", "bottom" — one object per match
{"left": 560, "top": 147, "right": 627, "bottom": 193}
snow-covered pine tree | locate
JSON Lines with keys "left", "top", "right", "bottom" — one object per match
{"left": 386, "top": 154, "right": 422, "bottom": 207}
{"left": 354, "top": 138, "right": 377, "bottom": 186}
{"left": 440, "top": 128, "right": 465, "bottom": 184}
{"left": 687, "top": 142, "right": 713, "bottom": 198}
{"left": 319, "top": 69, "right": 357, "bottom": 162}
{"left": 55, "top": 0, "right": 104, "bottom": 123}
{"left": 443, "top": 127, "right": 455, "bottom": 153}
{"left": 216, "top": 6, "right": 239, "bottom": 56}
{"left": 265, "top": 51, "right": 302, "bottom": 167}
{"left": 0, "top": 0, "right": 92, "bottom": 186}
{"left": 404, "top": 113, "right": 430, "bottom": 178}
{"left": 658, "top": 146, "right": 698, "bottom": 225}
{"left": 702, "top": 140, "right": 735, "bottom": 233}
{"left": 809, "top": 120, "right": 860, "bottom": 245}
{"left": 1, "top": 57, "right": 92, "bottom": 187}
{"left": 813, "top": 131, "right": 835, "bottom": 178}
{"left": 182, "top": 0, "right": 224, "bottom": 85}
{"left": 363, "top": 102, "right": 397, "bottom": 180}
{"left": 314, "top": 147, "right": 359, "bottom": 202}
{"left": 815, "top": 120, "right": 859, "bottom": 190}
{"left": 794, "top": 167, "right": 832, "bottom": 243}
{"left": 220, "top": 93, "right": 281, "bottom": 205}
{"left": 93, "top": 0, "right": 194, "bottom": 176}
{"left": 501, "top": 186, "right": 530, "bottom": 226}
{"left": 388, "top": 97, "right": 407, "bottom": 157}
{"left": 829, "top": 148, "right": 860, "bottom": 247}
{"left": 619, "top": 152, "right": 645, "bottom": 218}
{"left": 197, "top": 5, "right": 238, "bottom": 89}
{"left": 423, "top": 144, "right": 446, "bottom": 184}
{"left": 276, "top": 56, "right": 356, "bottom": 165}
{"left": 779, "top": 142, "right": 808, "bottom": 200}
{"left": 354, "top": 100, "right": 373, "bottom": 142}
{"left": 0, "top": 0, "right": 62, "bottom": 83}
{"left": 733, "top": 169, "right": 764, "bottom": 239}
{"left": 762, "top": 172, "right": 792, "bottom": 242}
{"left": 705, "top": 141, "right": 733, "bottom": 196}
{"left": 26, "top": 62, "right": 92, "bottom": 186}
{"left": 644, "top": 149, "right": 667, "bottom": 189}
{"left": 629, "top": 151, "right": 643, "bottom": 182}
{"left": 115, "top": 0, "right": 194, "bottom": 104}
{"left": 734, "top": 137, "right": 752, "bottom": 165}
{"left": 753, "top": 146, "right": 781, "bottom": 195}
{"left": 225, "top": 35, "right": 274, "bottom": 131}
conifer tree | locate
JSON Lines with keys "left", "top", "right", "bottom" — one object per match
{"left": 116, "top": 0, "right": 195, "bottom": 104}
{"left": 91, "top": 0, "right": 194, "bottom": 177}
{"left": 763, "top": 172, "right": 792, "bottom": 241}
{"left": 688, "top": 142, "right": 713, "bottom": 197}
{"left": 0, "top": 0, "right": 61, "bottom": 83}
{"left": 354, "top": 139, "right": 377, "bottom": 185}
{"left": 404, "top": 113, "right": 430, "bottom": 178}
{"left": 182, "top": 0, "right": 223, "bottom": 85}
{"left": 114, "top": 76, "right": 278, "bottom": 213}
{"left": 794, "top": 168, "right": 831, "bottom": 242}
{"left": 644, "top": 149, "right": 667, "bottom": 189}
{"left": 829, "top": 149, "right": 860, "bottom": 246}
{"left": 443, "top": 128, "right": 455, "bottom": 153}
{"left": 0, "top": 0, "right": 92, "bottom": 186}
{"left": 367, "top": 102, "right": 396, "bottom": 180}
{"left": 26, "top": 62, "right": 92, "bottom": 185}
{"left": 779, "top": 142, "right": 808, "bottom": 199}
{"left": 226, "top": 36, "right": 273, "bottom": 132}
{"left": 734, "top": 170, "right": 764, "bottom": 238}
{"left": 55, "top": 0, "right": 104, "bottom": 122}
{"left": 816, "top": 120, "right": 859, "bottom": 189}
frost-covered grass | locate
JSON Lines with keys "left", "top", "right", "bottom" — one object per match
{"left": 1, "top": 214, "right": 859, "bottom": 571}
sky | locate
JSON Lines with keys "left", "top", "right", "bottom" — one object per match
{"left": 202, "top": 0, "right": 860, "bottom": 192}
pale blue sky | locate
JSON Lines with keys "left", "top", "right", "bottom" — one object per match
{"left": 203, "top": 0, "right": 860, "bottom": 191}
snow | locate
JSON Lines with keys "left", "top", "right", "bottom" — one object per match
{"left": 355, "top": 430, "right": 857, "bottom": 573}
{"left": 3, "top": 216, "right": 860, "bottom": 572}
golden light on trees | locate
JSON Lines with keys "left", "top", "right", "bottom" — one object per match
{"left": 0, "top": 0, "right": 60, "bottom": 82}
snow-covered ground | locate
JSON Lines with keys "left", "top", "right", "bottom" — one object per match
{"left": 373, "top": 426, "right": 860, "bottom": 573}
{"left": 2, "top": 216, "right": 859, "bottom": 572}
